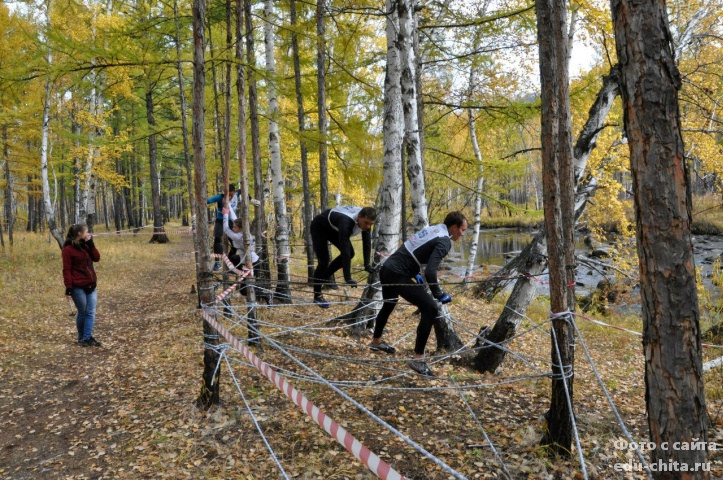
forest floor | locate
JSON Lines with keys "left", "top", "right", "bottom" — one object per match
{"left": 0, "top": 229, "right": 721, "bottom": 480}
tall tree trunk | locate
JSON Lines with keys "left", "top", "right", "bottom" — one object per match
{"left": 342, "top": 0, "right": 404, "bottom": 330}
{"left": 464, "top": 104, "right": 484, "bottom": 283}
{"left": 263, "top": 0, "right": 291, "bottom": 301}
{"left": 83, "top": 89, "right": 97, "bottom": 233}
{"left": 223, "top": 0, "right": 232, "bottom": 194}
{"left": 289, "top": 0, "right": 315, "bottom": 283}
{"left": 611, "top": 1, "right": 709, "bottom": 476}
{"left": 71, "top": 110, "right": 83, "bottom": 224}
{"left": 3, "top": 125, "right": 13, "bottom": 246}
{"left": 397, "top": 0, "right": 428, "bottom": 231}
{"left": 245, "top": 0, "right": 272, "bottom": 303}
{"left": 316, "top": 0, "right": 329, "bottom": 211}
{"left": 536, "top": 0, "right": 576, "bottom": 455}
{"left": 236, "top": 0, "right": 258, "bottom": 338}
{"left": 192, "top": 0, "right": 218, "bottom": 409}
{"left": 146, "top": 88, "right": 168, "bottom": 244}
{"left": 207, "top": 20, "right": 224, "bottom": 178}
{"left": 38, "top": 2, "right": 63, "bottom": 248}
{"left": 173, "top": 0, "right": 199, "bottom": 256}
{"left": 412, "top": 7, "right": 425, "bottom": 173}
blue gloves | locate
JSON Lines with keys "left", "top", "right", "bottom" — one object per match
{"left": 437, "top": 293, "right": 452, "bottom": 304}
{"left": 414, "top": 273, "right": 424, "bottom": 284}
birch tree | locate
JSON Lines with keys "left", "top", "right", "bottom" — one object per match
{"left": 316, "top": 0, "right": 329, "bottom": 211}
{"left": 343, "top": 0, "right": 404, "bottom": 329}
{"left": 464, "top": 68, "right": 484, "bottom": 283}
{"left": 245, "top": 0, "right": 272, "bottom": 302}
{"left": 236, "top": 0, "right": 258, "bottom": 337}
{"left": 39, "top": 0, "right": 63, "bottom": 248}
{"left": 263, "top": 0, "right": 291, "bottom": 301}
{"left": 397, "top": 0, "right": 428, "bottom": 231}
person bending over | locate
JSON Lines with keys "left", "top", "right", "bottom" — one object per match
{"left": 310, "top": 205, "right": 377, "bottom": 308}
{"left": 369, "top": 211, "right": 467, "bottom": 376}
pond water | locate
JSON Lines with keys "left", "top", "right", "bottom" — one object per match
{"left": 442, "top": 228, "right": 722, "bottom": 301}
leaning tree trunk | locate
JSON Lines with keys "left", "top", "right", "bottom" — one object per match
{"left": 192, "top": 0, "right": 218, "bottom": 410}
{"left": 38, "top": 4, "right": 64, "bottom": 248}
{"left": 611, "top": 0, "right": 709, "bottom": 476}
{"left": 245, "top": 0, "right": 272, "bottom": 303}
{"left": 146, "top": 88, "right": 169, "bottom": 244}
{"left": 466, "top": 67, "right": 621, "bottom": 375}
{"left": 342, "top": 0, "right": 404, "bottom": 331}
{"left": 263, "top": 0, "right": 291, "bottom": 302}
{"left": 397, "top": 0, "right": 428, "bottom": 232}
{"left": 290, "top": 0, "right": 315, "bottom": 283}
{"left": 474, "top": 65, "right": 621, "bottom": 300}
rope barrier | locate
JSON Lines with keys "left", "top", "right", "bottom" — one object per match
{"left": 573, "top": 312, "right": 723, "bottom": 349}
{"left": 548, "top": 311, "right": 588, "bottom": 480}
{"left": 223, "top": 354, "right": 291, "bottom": 479}
{"left": 201, "top": 309, "right": 408, "bottom": 480}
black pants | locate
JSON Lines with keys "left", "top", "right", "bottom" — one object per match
{"left": 212, "top": 219, "right": 224, "bottom": 255}
{"left": 310, "top": 222, "right": 353, "bottom": 295}
{"left": 373, "top": 266, "right": 439, "bottom": 355}
{"left": 213, "top": 217, "right": 236, "bottom": 256}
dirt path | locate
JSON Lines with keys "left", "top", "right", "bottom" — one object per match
{"left": 2, "top": 233, "right": 720, "bottom": 479}
{"left": 1, "top": 236, "right": 199, "bottom": 480}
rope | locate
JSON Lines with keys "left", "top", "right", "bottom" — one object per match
{"left": 201, "top": 309, "right": 408, "bottom": 480}
{"left": 223, "top": 354, "right": 291, "bottom": 479}
{"left": 569, "top": 318, "right": 654, "bottom": 479}
{"left": 247, "top": 325, "right": 469, "bottom": 480}
{"left": 548, "top": 310, "right": 588, "bottom": 480}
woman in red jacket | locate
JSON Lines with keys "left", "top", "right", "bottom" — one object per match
{"left": 62, "top": 224, "right": 101, "bottom": 347}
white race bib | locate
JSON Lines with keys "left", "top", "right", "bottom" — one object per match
{"left": 403, "top": 224, "right": 449, "bottom": 265}
{"left": 329, "top": 206, "right": 362, "bottom": 236}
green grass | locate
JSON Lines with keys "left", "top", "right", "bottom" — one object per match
{"left": 478, "top": 212, "right": 544, "bottom": 229}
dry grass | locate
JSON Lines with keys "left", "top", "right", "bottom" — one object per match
{"left": 0, "top": 229, "right": 721, "bottom": 480}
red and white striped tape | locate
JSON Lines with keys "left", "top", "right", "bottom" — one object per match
{"left": 201, "top": 311, "right": 407, "bottom": 480}
{"left": 574, "top": 312, "right": 722, "bottom": 349}
{"left": 211, "top": 253, "right": 251, "bottom": 277}
{"left": 210, "top": 254, "right": 253, "bottom": 302}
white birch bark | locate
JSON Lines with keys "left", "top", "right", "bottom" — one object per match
{"left": 39, "top": 0, "right": 63, "bottom": 248}
{"left": 263, "top": 0, "right": 291, "bottom": 301}
{"left": 397, "top": 0, "right": 428, "bottom": 231}
{"left": 342, "top": 0, "right": 403, "bottom": 328}
{"left": 464, "top": 106, "right": 484, "bottom": 283}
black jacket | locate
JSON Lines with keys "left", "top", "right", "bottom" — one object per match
{"left": 311, "top": 209, "right": 371, "bottom": 281}
{"left": 383, "top": 229, "right": 451, "bottom": 298}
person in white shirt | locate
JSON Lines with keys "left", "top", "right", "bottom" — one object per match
{"left": 222, "top": 206, "right": 259, "bottom": 268}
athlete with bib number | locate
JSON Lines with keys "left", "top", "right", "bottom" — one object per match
{"left": 310, "top": 206, "right": 377, "bottom": 308}
{"left": 369, "top": 211, "right": 467, "bottom": 376}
